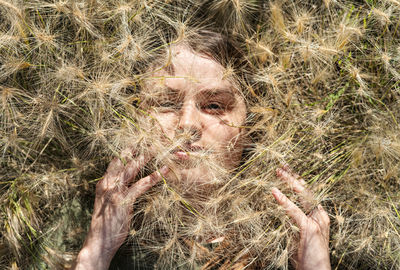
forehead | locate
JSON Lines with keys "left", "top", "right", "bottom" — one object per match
{"left": 168, "top": 44, "right": 224, "bottom": 79}
{"left": 145, "top": 44, "right": 237, "bottom": 94}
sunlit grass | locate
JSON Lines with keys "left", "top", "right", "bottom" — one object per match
{"left": 0, "top": 0, "right": 399, "bottom": 269}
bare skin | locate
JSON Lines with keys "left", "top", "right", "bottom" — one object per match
{"left": 72, "top": 45, "right": 331, "bottom": 270}
{"left": 72, "top": 160, "right": 330, "bottom": 270}
{"left": 272, "top": 166, "right": 331, "bottom": 270}
{"left": 72, "top": 152, "right": 169, "bottom": 270}
{"left": 144, "top": 44, "right": 247, "bottom": 185}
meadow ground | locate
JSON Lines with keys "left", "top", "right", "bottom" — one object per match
{"left": 0, "top": 0, "right": 399, "bottom": 269}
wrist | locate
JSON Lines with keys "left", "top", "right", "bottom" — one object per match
{"left": 72, "top": 242, "right": 114, "bottom": 270}
{"left": 295, "top": 259, "right": 331, "bottom": 270}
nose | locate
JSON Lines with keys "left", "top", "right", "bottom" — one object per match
{"left": 176, "top": 101, "right": 202, "bottom": 143}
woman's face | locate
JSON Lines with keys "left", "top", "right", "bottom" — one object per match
{"left": 144, "top": 44, "right": 246, "bottom": 185}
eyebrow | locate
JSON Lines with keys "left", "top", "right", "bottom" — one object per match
{"left": 146, "top": 85, "right": 238, "bottom": 103}
{"left": 164, "top": 63, "right": 175, "bottom": 76}
{"left": 197, "top": 88, "right": 237, "bottom": 99}
{"left": 162, "top": 86, "right": 181, "bottom": 96}
{"left": 147, "top": 86, "right": 182, "bottom": 102}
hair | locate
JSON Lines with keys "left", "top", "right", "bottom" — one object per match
{"left": 185, "top": 30, "right": 249, "bottom": 74}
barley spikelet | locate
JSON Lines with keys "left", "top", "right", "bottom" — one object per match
{"left": 0, "top": 1, "right": 399, "bottom": 269}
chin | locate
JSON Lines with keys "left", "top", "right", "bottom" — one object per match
{"left": 163, "top": 160, "right": 228, "bottom": 193}
{"left": 158, "top": 149, "right": 241, "bottom": 195}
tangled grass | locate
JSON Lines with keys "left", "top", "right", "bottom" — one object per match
{"left": 0, "top": 0, "right": 399, "bottom": 269}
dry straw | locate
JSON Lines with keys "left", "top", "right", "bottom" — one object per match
{"left": 0, "top": 0, "right": 399, "bottom": 269}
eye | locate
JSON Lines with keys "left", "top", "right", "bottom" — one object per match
{"left": 201, "top": 102, "right": 225, "bottom": 114}
{"left": 154, "top": 99, "right": 180, "bottom": 112}
{"left": 205, "top": 102, "right": 223, "bottom": 110}
{"left": 159, "top": 101, "right": 175, "bottom": 108}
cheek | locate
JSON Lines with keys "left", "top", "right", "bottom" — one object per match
{"left": 151, "top": 112, "right": 177, "bottom": 139}
{"left": 205, "top": 119, "right": 241, "bottom": 147}
{"left": 204, "top": 120, "right": 243, "bottom": 168}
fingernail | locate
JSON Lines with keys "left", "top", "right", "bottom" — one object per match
{"left": 282, "top": 163, "right": 290, "bottom": 171}
{"left": 271, "top": 187, "right": 279, "bottom": 194}
{"left": 271, "top": 187, "right": 282, "bottom": 201}
{"left": 160, "top": 166, "right": 169, "bottom": 175}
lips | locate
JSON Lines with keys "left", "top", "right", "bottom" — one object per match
{"left": 171, "top": 145, "right": 206, "bottom": 160}
{"left": 174, "top": 150, "right": 190, "bottom": 160}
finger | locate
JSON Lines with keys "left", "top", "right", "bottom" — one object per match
{"left": 103, "top": 150, "right": 152, "bottom": 189}
{"left": 276, "top": 168, "right": 314, "bottom": 211}
{"left": 122, "top": 154, "right": 153, "bottom": 185}
{"left": 281, "top": 165, "right": 306, "bottom": 185}
{"left": 120, "top": 147, "right": 136, "bottom": 164}
{"left": 310, "top": 204, "right": 330, "bottom": 241}
{"left": 276, "top": 167, "right": 306, "bottom": 193}
{"left": 127, "top": 166, "right": 169, "bottom": 200}
{"left": 271, "top": 187, "right": 308, "bottom": 228}
{"left": 106, "top": 157, "right": 124, "bottom": 177}
{"left": 98, "top": 158, "right": 125, "bottom": 190}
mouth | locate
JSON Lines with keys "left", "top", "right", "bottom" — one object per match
{"left": 171, "top": 145, "right": 207, "bottom": 160}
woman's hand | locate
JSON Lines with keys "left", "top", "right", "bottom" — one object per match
{"left": 72, "top": 150, "right": 168, "bottom": 270}
{"left": 272, "top": 166, "right": 331, "bottom": 270}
